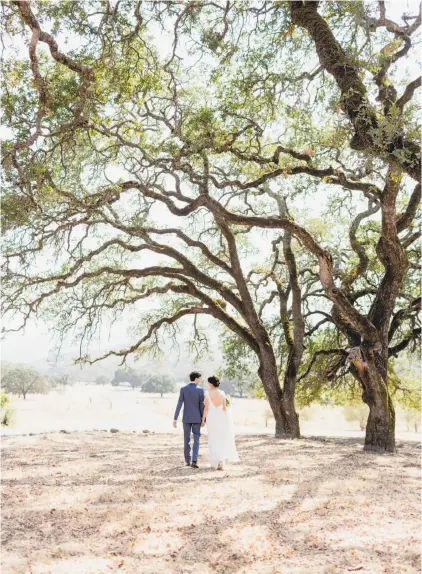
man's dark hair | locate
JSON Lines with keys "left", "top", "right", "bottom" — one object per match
{"left": 189, "top": 371, "right": 201, "bottom": 382}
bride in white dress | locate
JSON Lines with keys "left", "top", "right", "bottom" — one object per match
{"left": 201, "top": 375, "right": 239, "bottom": 470}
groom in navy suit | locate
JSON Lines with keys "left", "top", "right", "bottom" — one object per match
{"left": 173, "top": 371, "right": 205, "bottom": 468}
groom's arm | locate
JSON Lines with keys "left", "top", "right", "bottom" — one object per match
{"left": 173, "top": 387, "right": 184, "bottom": 427}
{"left": 201, "top": 394, "right": 208, "bottom": 427}
{"left": 199, "top": 389, "right": 205, "bottom": 420}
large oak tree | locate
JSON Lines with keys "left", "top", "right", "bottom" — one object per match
{"left": 2, "top": 1, "right": 420, "bottom": 451}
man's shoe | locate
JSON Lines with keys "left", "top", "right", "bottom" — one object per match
{"left": 191, "top": 462, "right": 199, "bottom": 469}
{"left": 185, "top": 462, "right": 191, "bottom": 467}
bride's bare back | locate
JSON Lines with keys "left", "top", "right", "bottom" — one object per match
{"left": 206, "top": 389, "right": 226, "bottom": 409}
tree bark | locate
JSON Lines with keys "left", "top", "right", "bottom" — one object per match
{"left": 281, "top": 349, "right": 302, "bottom": 438}
{"left": 364, "top": 392, "right": 395, "bottom": 453}
{"left": 262, "top": 197, "right": 303, "bottom": 439}
{"left": 290, "top": 2, "right": 421, "bottom": 181}
{"left": 279, "top": 381, "right": 300, "bottom": 438}
{"left": 331, "top": 305, "right": 395, "bottom": 452}
{"left": 214, "top": 215, "right": 301, "bottom": 438}
{"left": 350, "top": 351, "right": 395, "bottom": 452}
{"left": 258, "top": 352, "right": 300, "bottom": 439}
{"left": 280, "top": 225, "right": 304, "bottom": 440}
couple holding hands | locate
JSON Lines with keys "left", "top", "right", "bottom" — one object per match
{"left": 173, "top": 371, "right": 239, "bottom": 470}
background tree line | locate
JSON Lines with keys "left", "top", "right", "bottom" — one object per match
{"left": 108, "top": 370, "right": 176, "bottom": 397}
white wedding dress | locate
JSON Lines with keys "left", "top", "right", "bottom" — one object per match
{"left": 206, "top": 390, "right": 239, "bottom": 468}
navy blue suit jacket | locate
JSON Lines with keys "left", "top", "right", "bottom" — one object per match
{"left": 174, "top": 383, "right": 205, "bottom": 423}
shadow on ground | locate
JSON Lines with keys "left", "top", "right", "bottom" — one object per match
{"left": 1, "top": 432, "right": 420, "bottom": 574}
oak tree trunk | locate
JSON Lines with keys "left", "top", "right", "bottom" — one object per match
{"left": 278, "top": 380, "right": 300, "bottom": 438}
{"left": 364, "top": 391, "right": 395, "bottom": 453}
{"left": 352, "top": 354, "right": 395, "bottom": 452}
{"left": 281, "top": 347, "right": 302, "bottom": 438}
{"left": 259, "top": 354, "right": 300, "bottom": 439}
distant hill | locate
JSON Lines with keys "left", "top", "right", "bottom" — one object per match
{"left": 1, "top": 344, "right": 222, "bottom": 384}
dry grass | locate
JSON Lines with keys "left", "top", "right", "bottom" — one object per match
{"left": 2, "top": 386, "right": 420, "bottom": 442}
{"left": 1, "top": 432, "right": 420, "bottom": 574}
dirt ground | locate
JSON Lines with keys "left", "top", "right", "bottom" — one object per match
{"left": 1, "top": 432, "right": 420, "bottom": 574}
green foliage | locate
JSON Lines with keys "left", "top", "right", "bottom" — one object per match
{"left": 296, "top": 329, "right": 354, "bottom": 408}
{"left": 141, "top": 375, "right": 175, "bottom": 397}
{"left": 1, "top": 366, "right": 49, "bottom": 399}
{"left": 0, "top": 391, "right": 15, "bottom": 426}
{"left": 1, "top": 407, "right": 15, "bottom": 427}
{"left": 220, "top": 378, "right": 250, "bottom": 398}
{"left": 49, "top": 374, "right": 73, "bottom": 389}
{"left": 1, "top": 0, "right": 420, "bottom": 431}
{"left": 95, "top": 376, "right": 108, "bottom": 386}
{"left": 0, "top": 392, "right": 9, "bottom": 409}
{"left": 343, "top": 403, "right": 369, "bottom": 431}
{"left": 111, "top": 370, "right": 143, "bottom": 389}
{"left": 249, "top": 380, "right": 267, "bottom": 400}
{"left": 0, "top": 390, "right": 13, "bottom": 426}
{"left": 220, "top": 331, "right": 260, "bottom": 396}
{"left": 403, "top": 409, "right": 420, "bottom": 433}
{"left": 389, "top": 359, "right": 421, "bottom": 412}
{"left": 298, "top": 405, "right": 317, "bottom": 422}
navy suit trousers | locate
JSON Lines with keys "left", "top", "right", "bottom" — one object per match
{"left": 183, "top": 422, "right": 201, "bottom": 463}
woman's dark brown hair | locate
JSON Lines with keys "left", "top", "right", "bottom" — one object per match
{"left": 207, "top": 375, "right": 220, "bottom": 388}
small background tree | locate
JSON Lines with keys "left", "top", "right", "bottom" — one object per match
{"left": 221, "top": 332, "right": 260, "bottom": 397}
{"left": 1, "top": 366, "right": 49, "bottom": 400}
{"left": 95, "top": 376, "right": 108, "bottom": 386}
{"left": 264, "top": 409, "right": 274, "bottom": 428}
{"left": 111, "top": 369, "right": 143, "bottom": 390}
{"left": 343, "top": 402, "right": 370, "bottom": 432}
{"left": 403, "top": 409, "right": 420, "bottom": 433}
{"left": 390, "top": 359, "right": 421, "bottom": 433}
{"left": 220, "top": 378, "right": 252, "bottom": 398}
{"left": 141, "top": 375, "right": 175, "bottom": 397}
{"left": 49, "top": 373, "right": 73, "bottom": 389}
{"left": 298, "top": 405, "right": 317, "bottom": 423}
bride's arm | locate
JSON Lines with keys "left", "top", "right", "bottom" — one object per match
{"left": 202, "top": 396, "right": 209, "bottom": 426}
{"left": 222, "top": 391, "right": 227, "bottom": 412}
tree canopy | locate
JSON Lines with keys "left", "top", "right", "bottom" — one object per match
{"left": 1, "top": 364, "right": 48, "bottom": 400}
{"left": 141, "top": 374, "right": 175, "bottom": 397}
{"left": 95, "top": 375, "right": 108, "bottom": 386}
{"left": 111, "top": 369, "right": 143, "bottom": 389}
{"left": 2, "top": 1, "right": 420, "bottom": 451}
